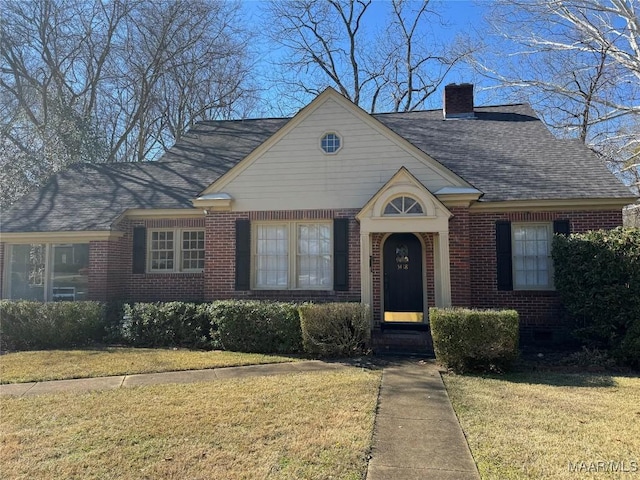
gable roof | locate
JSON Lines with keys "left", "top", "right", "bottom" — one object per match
{"left": 202, "top": 88, "right": 472, "bottom": 196}
{"left": 1, "top": 93, "right": 635, "bottom": 233}
{"left": 374, "top": 104, "right": 632, "bottom": 202}
{"left": 1, "top": 118, "right": 288, "bottom": 233}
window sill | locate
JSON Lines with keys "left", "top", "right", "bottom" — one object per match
{"left": 252, "top": 287, "right": 333, "bottom": 291}
{"left": 136, "top": 271, "right": 204, "bottom": 277}
{"left": 512, "top": 289, "right": 557, "bottom": 296}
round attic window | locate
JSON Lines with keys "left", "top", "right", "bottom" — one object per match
{"left": 320, "top": 132, "right": 341, "bottom": 154}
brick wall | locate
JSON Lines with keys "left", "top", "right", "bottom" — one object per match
{"left": 204, "top": 209, "right": 361, "bottom": 303}
{"left": 112, "top": 217, "right": 206, "bottom": 302}
{"left": 0, "top": 242, "right": 4, "bottom": 297}
{"left": 449, "top": 207, "right": 472, "bottom": 307}
{"left": 467, "top": 209, "right": 623, "bottom": 343}
{"left": 3, "top": 206, "right": 622, "bottom": 335}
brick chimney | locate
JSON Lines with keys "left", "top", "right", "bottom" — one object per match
{"left": 443, "top": 83, "right": 475, "bottom": 119}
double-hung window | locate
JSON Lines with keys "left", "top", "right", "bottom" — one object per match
{"left": 254, "top": 222, "right": 332, "bottom": 289}
{"left": 148, "top": 229, "right": 205, "bottom": 273}
{"left": 512, "top": 223, "right": 553, "bottom": 290}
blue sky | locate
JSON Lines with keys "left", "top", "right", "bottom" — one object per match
{"left": 242, "top": 0, "right": 493, "bottom": 115}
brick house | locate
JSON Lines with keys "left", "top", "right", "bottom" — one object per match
{"left": 1, "top": 85, "right": 635, "bottom": 346}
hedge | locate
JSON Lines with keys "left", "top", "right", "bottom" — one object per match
{"left": 552, "top": 227, "right": 640, "bottom": 366}
{"left": 209, "top": 300, "right": 302, "bottom": 353}
{"left": 298, "top": 302, "right": 370, "bottom": 357}
{"left": 430, "top": 307, "right": 519, "bottom": 373}
{"left": 0, "top": 300, "right": 107, "bottom": 351}
{"left": 121, "top": 302, "right": 212, "bottom": 349}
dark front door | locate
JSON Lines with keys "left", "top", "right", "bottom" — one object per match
{"left": 383, "top": 233, "right": 423, "bottom": 320}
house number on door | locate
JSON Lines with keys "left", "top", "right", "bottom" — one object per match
{"left": 396, "top": 245, "right": 409, "bottom": 270}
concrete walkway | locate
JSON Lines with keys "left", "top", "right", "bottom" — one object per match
{"left": 1, "top": 358, "right": 480, "bottom": 480}
{"left": 0, "top": 360, "right": 348, "bottom": 397}
{"left": 366, "top": 360, "right": 480, "bottom": 480}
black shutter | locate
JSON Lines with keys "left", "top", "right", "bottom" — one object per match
{"left": 132, "top": 227, "right": 146, "bottom": 274}
{"left": 235, "top": 219, "right": 251, "bottom": 290}
{"left": 553, "top": 219, "right": 571, "bottom": 236}
{"left": 333, "top": 218, "right": 349, "bottom": 291}
{"left": 496, "top": 221, "right": 513, "bottom": 291}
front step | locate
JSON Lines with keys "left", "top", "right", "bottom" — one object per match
{"left": 372, "top": 327, "right": 434, "bottom": 356}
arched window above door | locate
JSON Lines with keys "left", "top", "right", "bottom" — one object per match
{"left": 383, "top": 196, "right": 424, "bottom": 215}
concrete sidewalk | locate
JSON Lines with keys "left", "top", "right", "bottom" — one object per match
{"left": 0, "top": 360, "right": 347, "bottom": 397}
{"left": 366, "top": 360, "right": 480, "bottom": 480}
{"left": 1, "top": 357, "right": 480, "bottom": 480}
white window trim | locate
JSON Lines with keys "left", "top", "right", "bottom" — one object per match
{"left": 252, "top": 221, "right": 333, "bottom": 290}
{"left": 511, "top": 222, "right": 555, "bottom": 291}
{"left": 383, "top": 195, "right": 425, "bottom": 216}
{"left": 147, "top": 228, "right": 205, "bottom": 273}
{"left": 319, "top": 131, "right": 342, "bottom": 155}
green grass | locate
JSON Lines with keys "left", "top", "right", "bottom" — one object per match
{"left": 0, "top": 348, "right": 300, "bottom": 383}
{"left": 0, "top": 368, "right": 381, "bottom": 480}
{"left": 444, "top": 372, "right": 640, "bottom": 479}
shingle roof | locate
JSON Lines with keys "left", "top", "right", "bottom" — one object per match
{"left": 0, "top": 104, "right": 633, "bottom": 233}
{"left": 375, "top": 104, "right": 634, "bottom": 202}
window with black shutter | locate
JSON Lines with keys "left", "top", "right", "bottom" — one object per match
{"left": 333, "top": 218, "right": 349, "bottom": 291}
{"left": 235, "top": 219, "right": 251, "bottom": 290}
{"left": 495, "top": 221, "right": 513, "bottom": 291}
{"left": 132, "top": 227, "right": 146, "bottom": 274}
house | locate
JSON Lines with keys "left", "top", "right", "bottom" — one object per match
{"left": 624, "top": 204, "right": 640, "bottom": 227}
{"left": 1, "top": 85, "right": 636, "bottom": 347}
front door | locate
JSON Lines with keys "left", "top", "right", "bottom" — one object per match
{"left": 383, "top": 233, "right": 424, "bottom": 322}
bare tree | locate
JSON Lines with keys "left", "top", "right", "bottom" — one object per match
{"left": 0, "top": 0, "right": 256, "bottom": 207}
{"left": 378, "top": 0, "right": 470, "bottom": 112}
{"left": 471, "top": 0, "right": 640, "bottom": 192}
{"left": 262, "top": 0, "right": 471, "bottom": 113}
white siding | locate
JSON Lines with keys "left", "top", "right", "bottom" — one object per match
{"left": 224, "top": 98, "right": 460, "bottom": 211}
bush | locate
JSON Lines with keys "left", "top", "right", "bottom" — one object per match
{"left": 616, "top": 320, "right": 640, "bottom": 369}
{"left": 0, "top": 300, "right": 106, "bottom": 351}
{"left": 121, "top": 302, "right": 212, "bottom": 349}
{"left": 552, "top": 227, "right": 640, "bottom": 366}
{"left": 430, "top": 307, "right": 519, "bottom": 373}
{"left": 209, "top": 300, "right": 302, "bottom": 354}
{"left": 298, "top": 303, "right": 370, "bottom": 357}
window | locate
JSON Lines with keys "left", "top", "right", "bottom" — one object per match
{"left": 297, "top": 223, "right": 331, "bottom": 288}
{"left": 255, "top": 224, "right": 289, "bottom": 287}
{"left": 148, "top": 229, "right": 205, "bottom": 272}
{"left": 5, "top": 243, "right": 89, "bottom": 301}
{"left": 383, "top": 196, "right": 424, "bottom": 215}
{"left": 254, "top": 222, "right": 332, "bottom": 289}
{"left": 181, "top": 231, "right": 205, "bottom": 270}
{"left": 512, "top": 224, "right": 553, "bottom": 289}
{"left": 320, "top": 132, "right": 341, "bottom": 154}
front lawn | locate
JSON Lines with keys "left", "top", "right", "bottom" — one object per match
{"left": 0, "top": 368, "right": 381, "bottom": 479}
{"left": 0, "top": 348, "right": 299, "bottom": 384}
{"left": 444, "top": 372, "right": 640, "bottom": 479}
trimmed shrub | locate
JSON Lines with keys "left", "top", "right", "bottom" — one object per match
{"left": 209, "top": 300, "right": 302, "bottom": 353}
{"left": 552, "top": 227, "right": 640, "bottom": 366}
{"left": 0, "top": 300, "right": 106, "bottom": 351}
{"left": 298, "top": 302, "right": 370, "bottom": 357}
{"left": 120, "top": 302, "right": 212, "bottom": 349}
{"left": 430, "top": 307, "right": 519, "bottom": 373}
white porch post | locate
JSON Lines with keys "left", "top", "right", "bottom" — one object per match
{"left": 434, "top": 231, "right": 452, "bottom": 307}
{"left": 360, "top": 232, "right": 372, "bottom": 326}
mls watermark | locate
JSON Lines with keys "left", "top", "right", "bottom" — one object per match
{"left": 568, "top": 460, "right": 638, "bottom": 474}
